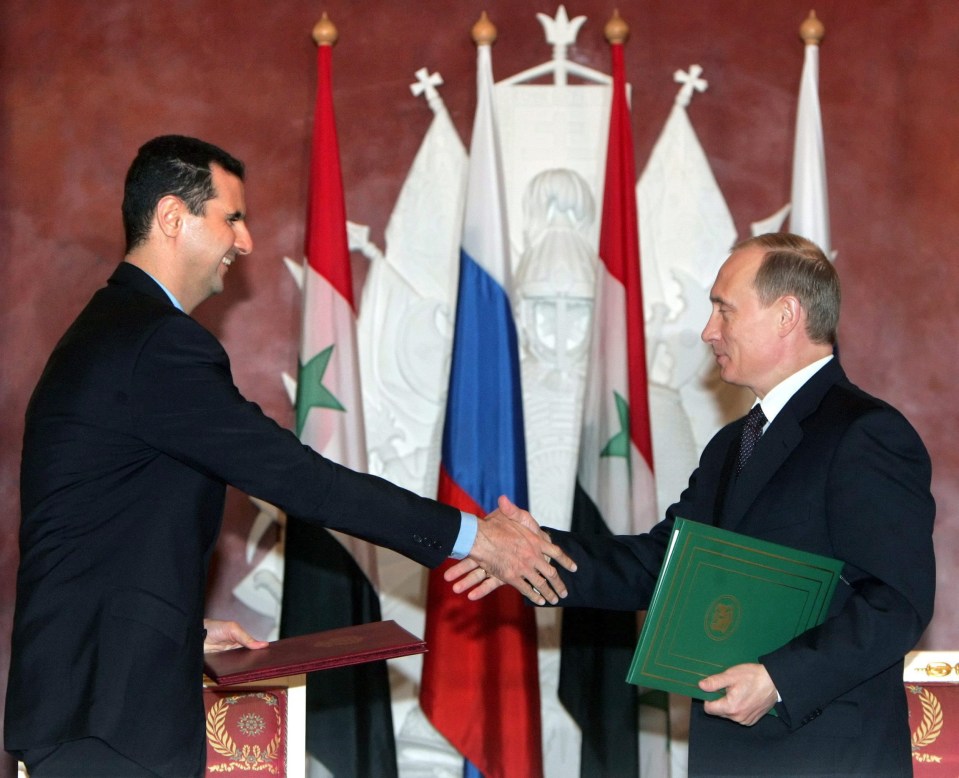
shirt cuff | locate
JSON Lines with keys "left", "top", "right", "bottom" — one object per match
{"left": 450, "top": 512, "right": 478, "bottom": 559}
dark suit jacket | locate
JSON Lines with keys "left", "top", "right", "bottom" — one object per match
{"left": 5, "top": 263, "right": 460, "bottom": 776}
{"left": 549, "top": 358, "right": 935, "bottom": 777}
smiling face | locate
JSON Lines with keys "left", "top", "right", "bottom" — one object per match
{"left": 701, "top": 246, "right": 786, "bottom": 398}
{"left": 177, "top": 163, "right": 253, "bottom": 308}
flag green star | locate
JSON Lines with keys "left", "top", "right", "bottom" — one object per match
{"left": 600, "top": 391, "right": 631, "bottom": 471}
{"left": 296, "top": 344, "right": 345, "bottom": 435}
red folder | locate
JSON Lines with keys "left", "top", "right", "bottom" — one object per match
{"left": 203, "top": 619, "right": 427, "bottom": 685}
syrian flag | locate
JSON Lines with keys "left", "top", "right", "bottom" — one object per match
{"left": 558, "top": 13, "right": 658, "bottom": 778}
{"left": 419, "top": 14, "right": 543, "bottom": 778}
{"left": 279, "top": 15, "right": 396, "bottom": 778}
{"left": 789, "top": 11, "right": 831, "bottom": 257}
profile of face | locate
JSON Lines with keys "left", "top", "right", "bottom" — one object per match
{"left": 177, "top": 163, "right": 253, "bottom": 306}
{"left": 700, "top": 246, "right": 784, "bottom": 398}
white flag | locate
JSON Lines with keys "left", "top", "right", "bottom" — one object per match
{"left": 789, "top": 34, "right": 831, "bottom": 256}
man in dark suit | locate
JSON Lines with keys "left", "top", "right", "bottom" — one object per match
{"left": 452, "top": 233, "right": 936, "bottom": 777}
{"left": 4, "top": 135, "right": 575, "bottom": 778}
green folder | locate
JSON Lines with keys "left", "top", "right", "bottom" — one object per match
{"left": 626, "top": 517, "right": 843, "bottom": 701}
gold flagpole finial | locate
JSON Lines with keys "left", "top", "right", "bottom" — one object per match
{"left": 800, "top": 10, "right": 825, "bottom": 46}
{"left": 313, "top": 12, "right": 338, "bottom": 47}
{"left": 605, "top": 9, "right": 629, "bottom": 45}
{"left": 472, "top": 11, "right": 497, "bottom": 46}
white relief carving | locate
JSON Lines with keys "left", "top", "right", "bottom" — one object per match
{"left": 357, "top": 70, "right": 466, "bottom": 498}
{"left": 516, "top": 168, "right": 598, "bottom": 531}
{"left": 230, "top": 497, "right": 286, "bottom": 641}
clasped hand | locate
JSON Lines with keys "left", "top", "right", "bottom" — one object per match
{"left": 454, "top": 495, "right": 576, "bottom": 606}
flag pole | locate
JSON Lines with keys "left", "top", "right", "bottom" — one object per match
{"left": 473, "top": 9, "right": 496, "bottom": 46}
{"left": 605, "top": 7, "right": 629, "bottom": 45}
{"left": 799, "top": 9, "right": 825, "bottom": 47}
{"left": 280, "top": 12, "right": 397, "bottom": 777}
{"left": 313, "top": 11, "right": 337, "bottom": 46}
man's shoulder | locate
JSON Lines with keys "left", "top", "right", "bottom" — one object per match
{"left": 819, "top": 372, "right": 908, "bottom": 426}
{"left": 73, "top": 278, "right": 184, "bottom": 347}
{"left": 106, "top": 261, "right": 169, "bottom": 301}
{"left": 792, "top": 360, "right": 896, "bottom": 424}
{"left": 52, "top": 274, "right": 220, "bottom": 381}
{"left": 810, "top": 376, "right": 928, "bottom": 458}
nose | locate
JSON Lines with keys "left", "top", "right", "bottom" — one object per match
{"left": 234, "top": 222, "right": 253, "bottom": 255}
{"left": 701, "top": 311, "right": 719, "bottom": 344}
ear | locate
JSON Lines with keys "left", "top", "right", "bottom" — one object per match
{"left": 155, "top": 194, "right": 185, "bottom": 239}
{"left": 778, "top": 295, "right": 803, "bottom": 337}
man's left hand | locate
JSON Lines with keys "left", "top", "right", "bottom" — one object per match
{"left": 699, "top": 663, "right": 779, "bottom": 726}
{"left": 203, "top": 619, "right": 269, "bottom": 653}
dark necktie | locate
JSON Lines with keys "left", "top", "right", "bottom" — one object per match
{"left": 736, "top": 404, "right": 767, "bottom": 473}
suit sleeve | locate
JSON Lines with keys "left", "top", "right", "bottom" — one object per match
{"left": 128, "top": 314, "right": 461, "bottom": 567}
{"left": 542, "top": 526, "right": 669, "bottom": 611}
{"left": 761, "top": 405, "right": 936, "bottom": 727}
{"left": 543, "top": 452, "right": 722, "bottom": 610}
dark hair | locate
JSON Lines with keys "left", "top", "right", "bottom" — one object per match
{"left": 121, "top": 135, "right": 245, "bottom": 253}
{"left": 731, "top": 233, "right": 840, "bottom": 345}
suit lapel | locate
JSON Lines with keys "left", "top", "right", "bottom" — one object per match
{"left": 719, "top": 359, "right": 846, "bottom": 531}
{"left": 713, "top": 432, "right": 739, "bottom": 525}
{"left": 722, "top": 414, "right": 803, "bottom": 529}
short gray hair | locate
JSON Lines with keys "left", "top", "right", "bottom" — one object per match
{"left": 732, "top": 233, "right": 840, "bottom": 345}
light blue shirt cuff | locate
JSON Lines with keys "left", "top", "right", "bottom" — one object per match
{"left": 450, "top": 512, "right": 478, "bottom": 559}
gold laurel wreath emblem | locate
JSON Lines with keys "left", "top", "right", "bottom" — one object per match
{"left": 206, "top": 692, "right": 283, "bottom": 773}
{"left": 908, "top": 685, "right": 943, "bottom": 757}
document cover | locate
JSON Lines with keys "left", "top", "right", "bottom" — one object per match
{"left": 204, "top": 619, "right": 426, "bottom": 685}
{"left": 626, "top": 518, "right": 842, "bottom": 700}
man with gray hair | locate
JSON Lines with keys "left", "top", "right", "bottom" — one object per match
{"left": 453, "top": 232, "right": 935, "bottom": 777}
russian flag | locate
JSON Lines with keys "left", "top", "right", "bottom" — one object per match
{"left": 419, "top": 15, "right": 544, "bottom": 778}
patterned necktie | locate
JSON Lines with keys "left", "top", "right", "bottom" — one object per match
{"left": 736, "top": 404, "right": 767, "bottom": 473}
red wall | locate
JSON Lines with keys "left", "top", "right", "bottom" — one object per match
{"left": 2, "top": 2, "right": 957, "bottom": 773}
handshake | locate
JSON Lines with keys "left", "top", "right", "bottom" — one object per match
{"left": 453, "top": 495, "right": 577, "bottom": 606}
{"left": 208, "top": 497, "right": 577, "bottom": 653}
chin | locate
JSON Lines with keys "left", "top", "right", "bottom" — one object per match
{"left": 718, "top": 367, "right": 738, "bottom": 385}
